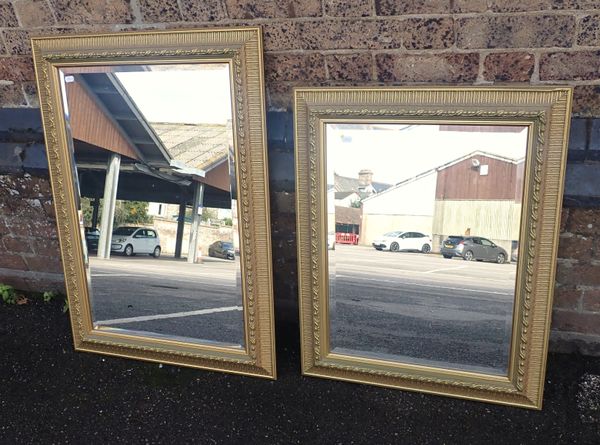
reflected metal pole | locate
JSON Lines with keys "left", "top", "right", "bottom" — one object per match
{"left": 187, "top": 182, "right": 204, "bottom": 264}
{"left": 174, "top": 200, "right": 187, "bottom": 259}
{"left": 91, "top": 197, "right": 100, "bottom": 229}
{"left": 97, "top": 153, "right": 120, "bottom": 259}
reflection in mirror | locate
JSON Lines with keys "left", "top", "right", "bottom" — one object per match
{"left": 60, "top": 64, "right": 244, "bottom": 348}
{"left": 326, "top": 123, "right": 527, "bottom": 375}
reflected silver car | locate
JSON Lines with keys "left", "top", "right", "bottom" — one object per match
{"left": 440, "top": 236, "right": 508, "bottom": 264}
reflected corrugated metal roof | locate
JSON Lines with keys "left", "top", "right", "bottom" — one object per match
{"left": 150, "top": 121, "right": 232, "bottom": 171}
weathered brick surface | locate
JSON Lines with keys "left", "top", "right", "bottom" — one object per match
{"left": 578, "top": 14, "right": 600, "bottom": 47}
{"left": 582, "top": 289, "right": 600, "bottom": 312}
{"left": 565, "top": 208, "right": 600, "bottom": 237}
{"left": 225, "top": 0, "right": 322, "bottom": 19}
{"left": 572, "top": 85, "right": 600, "bottom": 117}
{"left": 297, "top": 19, "right": 403, "bottom": 50}
{"left": 403, "top": 17, "right": 454, "bottom": 50}
{"left": 325, "top": 0, "right": 372, "bottom": 17}
{"left": 376, "top": 53, "right": 479, "bottom": 82}
{"left": 179, "top": 0, "right": 226, "bottom": 22}
{"left": 375, "top": 0, "right": 450, "bottom": 15}
{"left": 139, "top": 0, "right": 181, "bottom": 22}
{"left": 264, "top": 53, "right": 327, "bottom": 82}
{"left": 456, "top": 15, "right": 576, "bottom": 49}
{"left": 553, "top": 285, "right": 581, "bottom": 310}
{"left": 0, "top": 1, "right": 18, "bottom": 27}
{"left": 0, "top": 57, "right": 34, "bottom": 82}
{"left": 326, "top": 53, "right": 373, "bottom": 81}
{"left": 0, "top": 83, "right": 27, "bottom": 107}
{"left": 553, "top": 310, "right": 600, "bottom": 336}
{"left": 540, "top": 51, "right": 600, "bottom": 81}
{"left": 483, "top": 52, "right": 535, "bottom": 82}
{"left": 48, "top": 0, "right": 132, "bottom": 24}
{"left": 13, "top": 0, "right": 56, "bottom": 27}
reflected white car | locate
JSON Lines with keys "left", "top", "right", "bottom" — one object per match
{"left": 111, "top": 226, "right": 161, "bottom": 257}
{"left": 372, "top": 231, "right": 432, "bottom": 253}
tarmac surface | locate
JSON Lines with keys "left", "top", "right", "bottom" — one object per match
{"left": 330, "top": 245, "right": 516, "bottom": 375}
{"left": 1, "top": 298, "right": 600, "bottom": 444}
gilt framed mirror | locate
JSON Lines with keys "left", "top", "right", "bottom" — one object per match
{"left": 295, "top": 87, "right": 572, "bottom": 408}
{"left": 32, "top": 28, "right": 276, "bottom": 378}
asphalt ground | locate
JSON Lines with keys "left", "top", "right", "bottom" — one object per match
{"left": 88, "top": 255, "right": 244, "bottom": 347}
{"left": 2, "top": 298, "right": 600, "bottom": 444}
{"left": 329, "top": 245, "right": 516, "bottom": 375}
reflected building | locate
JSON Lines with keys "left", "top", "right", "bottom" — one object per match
{"left": 361, "top": 150, "right": 525, "bottom": 254}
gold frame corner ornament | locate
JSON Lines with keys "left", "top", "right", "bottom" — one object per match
{"left": 294, "top": 86, "right": 573, "bottom": 408}
{"left": 32, "top": 27, "right": 276, "bottom": 379}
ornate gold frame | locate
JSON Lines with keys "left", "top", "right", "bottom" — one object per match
{"left": 294, "top": 87, "right": 572, "bottom": 408}
{"left": 32, "top": 28, "right": 276, "bottom": 378}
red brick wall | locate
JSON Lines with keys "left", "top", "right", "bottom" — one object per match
{"left": 1, "top": 0, "right": 600, "bottom": 353}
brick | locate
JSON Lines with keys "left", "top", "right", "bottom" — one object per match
{"left": 180, "top": 0, "right": 226, "bottom": 21}
{"left": 29, "top": 238, "right": 60, "bottom": 257}
{"left": 225, "top": 0, "right": 321, "bottom": 19}
{"left": 263, "top": 21, "right": 300, "bottom": 51}
{"left": 298, "top": 19, "right": 403, "bottom": 50}
{"left": 552, "top": 310, "right": 600, "bottom": 336}
{"left": 0, "top": 2, "right": 18, "bottom": 27}
{"left": 451, "top": 0, "right": 488, "bottom": 12}
{"left": 0, "top": 83, "right": 27, "bottom": 107}
{"left": 23, "top": 82, "right": 38, "bottom": 107}
{"left": 583, "top": 289, "right": 600, "bottom": 312}
{"left": 456, "top": 15, "right": 576, "bottom": 49}
{"left": 557, "top": 234, "right": 598, "bottom": 261}
{"left": 376, "top": 53, "right": 479, "bottom": 83}
{"left": 264, "top": 53, "right": 327, "bottom": 83}
{"left": 326, "top": 53, "right": 373, "bottom": 81}
{"left": 49, "top": 0, "right": 133, "bottom": 24}
{"left": 483, "top": 52, "right": 535, "bottom": 82}
{"left": 13, "top": 0, "right": 55, "bottom": 27}
{"left": 540, "top": 51, "right": 600, "bottom": 81}
{"left": 568, "top": 118, "right": 588, "bottom": 151}
{"left": 3, "top": 30, "right": 31, "bottom": 55}
{"left": 566, "top": 208, "right": 600, "bottom": 236}
{"left": 403, "top": 17, "right": 454, "bottom": 50}
{"left": 267, "top": 81, "right": 294, "bottom": 111}
{"left": 578, "top": 14, "right": 600, "bottom": 47}
{"left": 556, "top": 263, "right": 600, "bottom": 287}
{"left": 572, "top": 85, "right": 600, "bottom": 118}
{"left": 0, "top": 253, "right": 27, "bottom": 270}
{"left": 0, "top": 36, "right": 5, "bottom": 55}
{"left": 325, "top": 0, "right": 372, "bottom": 17}
{"left": 553, "top": 286, "right": 581, "bottom": 310}
{"left": 2, "top": 236, "right": 33, "bottom": 254}
{"left": 560, "top": 208, "right": 569, "bottom": 233}
{"left": 139, "top": 0, "right": 181, "bottom": 22}
{"left": 24, "top": 255, "right": 63, "bottom": 274}
{"left": 488, "top": 0, "right": 600, "bottom": 11}
{"left": 0, "top": 57, "right": 34, "bottom": 82}
{"left": 375, "top": 0, "right": 450, "bottom": 15}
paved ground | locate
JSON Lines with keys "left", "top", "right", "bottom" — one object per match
{"left": 330, "top": 245, "right": 517, "bottom": 375}
{"left": 88, "top": 255, "right": 244, "bottom": 347}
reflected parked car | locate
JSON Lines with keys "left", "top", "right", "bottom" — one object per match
{"left": 208, "top": 240, "right": 235, "bottom": 260}
{"left": 372, "top": 231, "right": 432, "bottom": 253}
{"left": 84, "top": 227, "right": 100, "bottom": 251}
{"left": 111, "top": 227, "right": 161, "bottom": 257}
{"left": 440, "top": 236, "right": 508, "bottom": 264}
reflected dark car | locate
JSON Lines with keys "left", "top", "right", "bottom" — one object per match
{"left": 208, "top": 241, "right": 235, "bottom": 260}
{"left": 84, "top": 227, "right": 100, "bottom": 251}
{"left": 440, "top": 236, "right": 508, "bottom": 264}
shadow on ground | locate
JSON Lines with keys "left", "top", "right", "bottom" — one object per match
{"left": 1, "top": 299, "right": 599, "bottom": 444}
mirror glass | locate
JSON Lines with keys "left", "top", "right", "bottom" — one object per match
{"left": 59, "top": 63, "right": 244, "bottom": 348}
{"left": 326, "top": 123, "right": 528, "bottom": 375}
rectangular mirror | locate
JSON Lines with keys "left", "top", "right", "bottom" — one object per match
{"left": 295, "top": 87, "right": 572, "bottom": 408}
{"left": 32, "top": 28, "right": 276, "bottom": 378}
